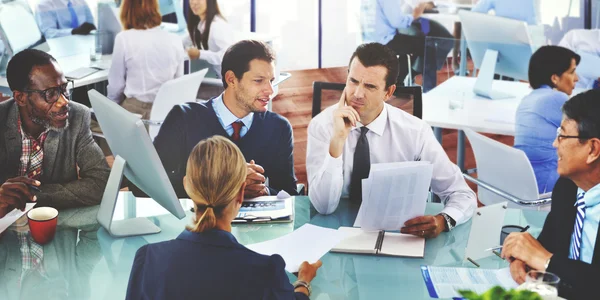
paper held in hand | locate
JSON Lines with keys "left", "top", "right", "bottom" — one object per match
{"left": 354, "top": 161, "right": 433, "bottom": 231}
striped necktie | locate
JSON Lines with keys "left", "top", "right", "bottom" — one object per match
{"left": 67, "top": 0, "right": 79, "bottom": 29}
{"left": 570, "top": 192, "right": 586, "bottom": 261}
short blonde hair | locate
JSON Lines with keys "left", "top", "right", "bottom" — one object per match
{"left": 120, "top": 0, "right": 162, "bottom": 30}
{"left": 184, "top": 136, "right": 246, "bottom": 232}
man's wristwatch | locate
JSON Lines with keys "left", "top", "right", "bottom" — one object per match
{"left": 293, "top": 280, "right": 311, "bottom": 296}
{"left": 438, "top": 213, "right": 456, "bottom": 232}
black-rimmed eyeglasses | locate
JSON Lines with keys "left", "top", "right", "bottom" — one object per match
{"left": 23, "top": 80, "right": 74, "bottom": 104}
{"left": 556, "top": 127, "right": 590, "bottom": 141}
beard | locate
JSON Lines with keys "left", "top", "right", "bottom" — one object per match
{"left": 30, "top": 115, "right": 69, "bottom": 133}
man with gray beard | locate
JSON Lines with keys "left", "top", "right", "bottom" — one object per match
{"left": 0, "top": 49, "right": 109, "bottom": 218}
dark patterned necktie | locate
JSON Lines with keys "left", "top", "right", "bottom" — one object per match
{"left": 349, "top": 127, "right": 370, "bottom": 204}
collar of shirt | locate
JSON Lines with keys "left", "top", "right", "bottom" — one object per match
{"left": 17, "top": 111, "right": 50, "bottom": 141}
{"left": 578, "top": 184, "right": 600, "bottom": 208}
{"left": 353, "top": 103, "right": 387, "bottom": 136}
{"left": 213, "top": 94, "right": 254, "bottom": 130}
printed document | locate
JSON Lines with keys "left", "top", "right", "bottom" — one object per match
{"left": 355, "top": 161, "right": 433, "bottom": 230}
{"left": 421, "top": 266, "right": 518, "bottom": 298}
{"left": 0, "top": 203, "right": 37, "bottom": 234}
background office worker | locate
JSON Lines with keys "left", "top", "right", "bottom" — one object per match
{"left": 559, "top": 28, "right": 600, "bottom": 90}
{"left": 472, "top": 0, "right": 538, "bottom": 25}
{"left": 514, "top": 46, "right": 580, "bottom": 194}
{"left": 0, "top": 49, "right": 109, "bottom": 218}
{"left": 184, "top": 0, "right": 236, "bottom": 77}
{"left": 154, "top": 40, "right": 298, "bottom": 198}
{"left": 36, "top": 0, "right": 96, "bottom": 39}
{"left": 127, "top": 136, "right": 321, "bottom": 300}
{"left": 362, "top": 0, "right": 454, "bottom": 92}
{"left": 306, "top": 43, "right": 476, "bottom": 239}
{"left": 106, "top": 0, "right": 185, "bottom": 120}
{"left": 503, "top": 90, "right": 600, "bottom": 300}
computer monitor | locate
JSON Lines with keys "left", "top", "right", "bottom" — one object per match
{"left": 88, "top": 90, "right": 186, "bottom": 237}
{"left": 0, "top": 0, "right": 50, "bottom": 75}
{"left": 459, "top": 10, "right": 535, "bottom": 99}
{"left": 158, "top": 0, "right": 186, "bottom": 32}
{"left": 97, "top": 1, "right": 121, "bottom": 54}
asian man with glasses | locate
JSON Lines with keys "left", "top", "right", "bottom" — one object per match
{"left": 0, "top": 49, "right": 109, "bottom": 218}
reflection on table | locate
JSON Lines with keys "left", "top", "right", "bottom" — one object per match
{"left": 0, "top": 196, "right": 548, "bottom": 299}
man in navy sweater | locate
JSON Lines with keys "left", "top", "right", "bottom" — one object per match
{"left": 154, "top": 40, "right": 298, "bottom": 198}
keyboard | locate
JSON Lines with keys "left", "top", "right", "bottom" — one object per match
{"left": 65, "top": 67, "right": 102, "bottom": 80}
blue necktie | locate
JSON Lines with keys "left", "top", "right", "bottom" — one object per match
{"left": 419, "top": 18, "right": 430, "bottom": 35}
{"left": 570, "top": 192, "right": 586, "bottom": 261}
{"left": 67, "top": 0, "right": 79, "bottom": 29}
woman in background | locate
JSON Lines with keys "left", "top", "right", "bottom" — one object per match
{"left": 126, "top": 136, "right": 321, "bottom": 300}
{"left": 514, "top": 46, "right": 580, "bottom": 194}
{"left": 184, "top": 0, "right": 236, "bottom": 77}
{"left": 107, "top": 0, "right": 185, "bottom": 119}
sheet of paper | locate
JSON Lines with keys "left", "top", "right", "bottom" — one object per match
{"left": 380, "top": 232, "right": 425, "bottom": 257}
{"left": 355, "top": 162, "right": 432, "bottom": 230}
{"left": 0, "top": 203, "right": 37, "bottom": 234}
{"left": 246, "top": 224, "right": 349, "bottom": 273}
{"left": 421, "top": 266, "right": 518, "bottom": 298}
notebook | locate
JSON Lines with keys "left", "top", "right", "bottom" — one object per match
{"left": 331, "top": 227, "right": 425, "bottom": 257}
{"left": 65, "top": 67, "right": 102, "bottom": 79}
{"left": 232, "top": 192, "right": 293, "bottom": 223}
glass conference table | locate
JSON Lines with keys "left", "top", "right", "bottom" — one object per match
{"left": 0, "top": 195, "right": 548, "bottom": 300}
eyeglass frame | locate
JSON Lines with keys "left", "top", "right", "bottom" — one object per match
{"left": 21, "top": 80, "right": 74, "bottom": 104}
{"left": 556, "top": 127, "right": 591, "bottom": 142}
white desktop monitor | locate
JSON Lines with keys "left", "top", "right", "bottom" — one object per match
{"left": 88, "top": 90, "right": 186, "bottom": 237}
{"left": 158, "top": 0, "right": 186, "bottom": 32}
{"left": 0, "top": 0, "right": 50, "bottom": 75}
{"left": 458, "top": 10, "right": 535, "bottom": 99}
{"left": 97, "top": 1, "right": 121, "bottom": 54}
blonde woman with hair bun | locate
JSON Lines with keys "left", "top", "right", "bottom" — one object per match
{"left": 126, "top": 136, "right": 322, "bottom": 300}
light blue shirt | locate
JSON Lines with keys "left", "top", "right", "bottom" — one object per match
{"left": 362, "top": 0, "right": 414, "bottom": 44}
{"left": 570, "top": 185, "right": 600, "bottom": 264}
{"left": 36, "top": 0, "right": 94, "bottom": 39}
{"left": 514, "top": 86, "right": 567, "bottom": 193}
{"left": 472, "top": 0, "right": 538, "bottom": 25}
{"left": 212, "top": 94, "right": 254, "bottom": 138}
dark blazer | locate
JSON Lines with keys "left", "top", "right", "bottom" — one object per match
{"left": 0, "top": 99, "right": 110, "bottom": 208}
{"left": 126, "top": 229, "right": 309, "bottom": 300}
{"left": 153, "top": 100, "right": 298, "bottom": 198}
{"left": 538, "top": 177, "right": 600, "bottom": 300}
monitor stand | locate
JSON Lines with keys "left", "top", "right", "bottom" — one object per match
{"left": 0, "top": 49, "right": 8, "bottom": 77}
{"left": 97, "top": 155, "right": 161, "bottom": 237}
{"left": 472, "top": 49, "right": 514, "bottom": 100}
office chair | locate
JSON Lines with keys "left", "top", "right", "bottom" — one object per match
{"left": 463, "top": 128, "right": 551, "bottom": 210}
{"left": 311, "top": 81, "right": 422, "bottom": 119}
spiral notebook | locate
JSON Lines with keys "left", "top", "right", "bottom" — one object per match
{"left": 331, "top": 227, "right": 425, "bottom": 257}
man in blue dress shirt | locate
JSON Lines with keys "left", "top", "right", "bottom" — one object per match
{"left": 362, "top": 0, "right": 454, "bottom": 92}
{"left": 472, "top": 0, "right": 538, "bottom": 25}
{"left": 36, "top": 0, "right": 96, "bottom": 39}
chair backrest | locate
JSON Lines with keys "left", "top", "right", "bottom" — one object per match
{"left": 464, "top": 128, "right": 541, "bottom": 209}
{"left": 148, "top": 68, "right": 208, "bottom": 140}
{"left": 311, "top": 81, "right": 422, "bottom": 119}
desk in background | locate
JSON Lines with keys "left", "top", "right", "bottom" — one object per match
{"left": 423, "top": 76, "right": 532, "bottom": 170}
{"left": 0, "top": 195, "right": 547, "bottom": 300}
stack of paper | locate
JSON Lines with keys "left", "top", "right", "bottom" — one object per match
{"left": 355, "top": 161, "right": 433, "bottom": 230}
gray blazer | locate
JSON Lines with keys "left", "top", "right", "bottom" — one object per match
{"left": 0, "top": 99, "right": 110, "bottom": 209}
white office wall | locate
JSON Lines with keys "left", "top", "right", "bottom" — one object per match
{"left": 321, "top": 0, "right": 362, "bottom": 68}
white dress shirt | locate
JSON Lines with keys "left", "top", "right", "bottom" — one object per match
{"left": 35, "top": 0, "right": 94, "bottom": 38}
{"left": 182, "top": 16, "right": 237, "bottom": 76}
{"left": 306, "top": 103, "right": 476, "bottom": 225}
{"left": 107, "top": 26, "right": 186, "bottom": 104}
{"left": 559, "top": 29, "right": 600, "bottom": 90}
